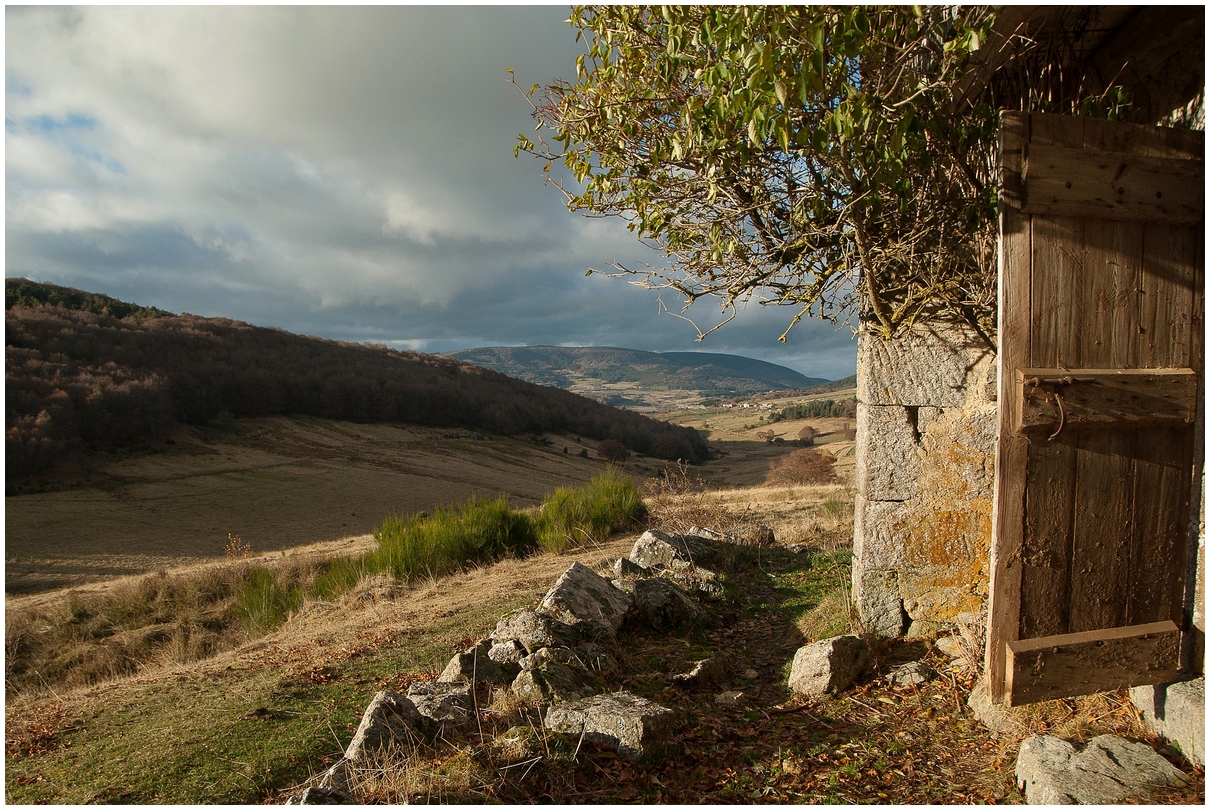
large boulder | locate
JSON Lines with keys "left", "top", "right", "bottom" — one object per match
{"left": 1130, "top": 677, "right": 1204, "bottom": 766}
{"left": 1016, "top": 734, "right": 1189, "bottom": 804}
{"left": 787, "top": 635, "right": 872, "bottom": 698}
{"left": 438, "top": 639, "right": 516, "bottom": 686}
{"left": 632, "top": 577, "right": 701, "bottom": 629}
{"left": 544, "top": 692, "right": 675, "bottom": 762}
{"left": 490, "top": 609, "right": 579, "bottom": 654}
{"left": 344, "top": 691, "right": 426, "bottom": 762}
{"left": 537, "top": 562, "right": 633, "bottom": 638}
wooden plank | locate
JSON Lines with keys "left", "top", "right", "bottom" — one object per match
{"left": 1029, "top": 216, "right": 1079, "bottom": 369}
{"left": 1017, "top": 437, "right": 1077, "bottom": 638}
{"left": 1068, "top": 430, "right": 1135, "bottom": 633}
{"left": 1005, "top": 620, "right": 1182, "bottom": 706}
{"left": 1023, "top": 144, "right": 1203, "bottom": 224}
{"left": 1017, "top": 368, "right": 1197, "bottom": 433}
{"left": 1128, "top": 427, "right": 1193, "bottom": 626}
{"left": 1140, "top": 224, "right": 1198, "bottom": 369}
{"left": 986, "top": 110, "right": 1031, "bottom": 703}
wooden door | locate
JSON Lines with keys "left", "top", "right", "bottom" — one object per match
{"left": 987, "top": 112, "right": 1204, "bottom": 706}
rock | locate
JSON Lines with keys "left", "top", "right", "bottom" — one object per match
{"left": 544, "top": 692, "right": 675, "bottom": 762}
{"left": 670, "top": 657, "right": 727, "bottom": 686}
{"left": 787, "top": 635, "right": 872, "bottom": 698}
{"left": 967, "top": 679, "right": 1027, "bottom": 739}
{"left": 439, "top": 639, "right": 515, "bottom": 686}
{"left": 512, "top": 647, "right": 599, "bottom": 706}
{"left": 1016, "top": 734, "right": 1189, "bottom": 804}
{"left": 934, "top": 635, "right": 964, "bottom": 659}
{"left": 1131, "top": 677, "right": 1204, "bottom": 766}
{"left": 632, "top": 577, "right": 701, "bottom": 629}
{"left": 344, "top": 691, "right": 426, "bottom": 762}
{"left": 714, "top": 690, "right": 748, "bottom": 708}
{"left": 887, "top": 660, "right": 933, "bottom": 686}
{"left": 491, "top": 609, "right": 579, "bottom": 654}
{"left": 612, "top": 557, "right": 650, "bottom": 579}
{"left": 538, "top": 562, "right": 633, "bottom": 638}
{"left": 786, "top": 544, "right": 809, "bottom": 554}
{"left": 288, "top": 786, "right": 355, "bottom": 805}
{"left": 666, "top": 559, "right": 724, "bottom": 597}
{"left": 406, "top": 681, "right": 474, "bottom": 727}
{"left": 851, "top": 564, "right": 906, "bottom": 638}
{"left": 629, "top": 530, "right": 715, "bottom": 569}
{"left": 488, "top": 639, "right": 526, "bottom": 665}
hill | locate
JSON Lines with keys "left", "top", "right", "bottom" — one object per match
{"left": 4, "top": 279, "right": 707, "bottom": 479}
{"left": 446, "top": 345, "right": 829, "bottom": 409}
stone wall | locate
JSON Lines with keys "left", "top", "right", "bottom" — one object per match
{"left": 852, "top": 320, "right": 997, "bottom": 637}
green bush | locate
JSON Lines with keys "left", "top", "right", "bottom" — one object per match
{"left": 239, "top": 568, "right": 303, "bottom": 634}
{"left": 368, "top": 495, "right": 538, "bottom": 582}
{"left": 309, "top": 556, "right": 367, "bottom": 601}
{"left": 536, "top": 469, "right": 646, "bottom": 553}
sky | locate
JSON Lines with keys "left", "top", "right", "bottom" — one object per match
{"left": 5, "top": 5, "right": 859, "bottom": 380}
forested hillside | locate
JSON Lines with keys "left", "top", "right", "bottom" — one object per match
{"left": 5, "top": 280, "right": 707, "bottom": 477}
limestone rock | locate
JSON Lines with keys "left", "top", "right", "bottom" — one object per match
{"left": 666, "top": 558, "right": 724, "bottom": 597}
{"left": 288, "top": 786, "right": 355, "bottom": 805}
{"left": 544, "top": 692, "right": 675, "bottom": 762}
{"left": 490, "top": 608, "right": 578, "bottom": 654}
{"left": 714, "top": 690, "right": 748, "bottom": 708}
{"left": 344, "top": 691, "right": 426, "bottom": 762}
{"left": 612, "top": 557, "right": 650, "bottom": 579}
{"left": 670, "top": 656, "right": 727, "bottom": 687}
{"left": 512, "top": 647, "right": 599, "bottom": 706}
{"left": 887, "top": 660, "right": 933, "bottom": 686}
{"left": 632, "top": 577, "right": 701, "bottom": 629}
{"left": 1016, "top": 734, "right": 1189, "bottom": 804}
{"left": 629, "top": 530, "right": 715, "bottom": 569}
{"left": 935, "top": 635, "right": 964, "bottom": 659}
{"left": 406, "top": 681, "right": 474, "bottom": 727}
{"left": 787, "top": 635, "right": 872, "bottom": 698}
{"left": 538, "top": 562, "right": 633, "bottom": 638}
{"left": 488, "top": 639, "right": 526, "bottom": 665}
{"left": 1131, "top": 677, "right": 1204, "bottom": 766}
{"left": 439, "top": 639, "right": 515, "bottom": 686}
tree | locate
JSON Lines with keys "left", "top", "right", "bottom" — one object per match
{"left": 797, "top": 425, "right": 816, "bottom": 445}
{"left": 516, "top": 6, "right": 1131, "bottom": 345}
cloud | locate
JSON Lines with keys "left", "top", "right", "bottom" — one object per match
{"left": 5, "top": 5, "right": 858, "bottom": 380}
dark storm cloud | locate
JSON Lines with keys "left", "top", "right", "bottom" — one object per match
{"left": 5, "top": 5, "right": 857, "bottom": 380}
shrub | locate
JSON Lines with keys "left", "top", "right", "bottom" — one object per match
{"left": 368, "top": 495, "right": 538, "bottom": 582}
{"left": 596, "top": 438, "right": 628, "bottom": 461}
{"left": 797, "top": 425, "right": 816, "bottom": 445}
{"left": 536, "top": 469, "right": 646, "bottom": 553}
{"left": 765, "top": 448, "right": 837, "bottom": 485}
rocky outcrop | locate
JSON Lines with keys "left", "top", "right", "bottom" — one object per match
{"left": 344, "top": 690, "right": 427, "bottom": 761}
{"left": 787, "top": 635, "right": 872, "bottom": 698}
{"left": 407, "top": 681, "right": 474, "bottom": 728}
{"left": 438, "top": 639, "right": 516, "bottom": 686}
{"left": 1015, "top": 734, "right": 1189, "bottom": 804}
{"left": 491, "top": 609, "right": 579, "bottom": 654}
{"left": 544, "top": 692, "right": 675, "bottom": 762}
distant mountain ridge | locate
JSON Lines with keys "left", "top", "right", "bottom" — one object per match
{"left": 446, "top": 345, "right": 830, "bottom": 405}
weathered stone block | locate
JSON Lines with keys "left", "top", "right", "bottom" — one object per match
{"left": 538, "top": 562, "right": 633, "bottom": 638}
{"left": 544, "top": 692, "right": 675, "bottom": 762}
{"left": 512, "top": 647, "right": 599, "bottom": 706}
{"left": 851, "top": 563, "right": 905, "bottom": 638}
{"left": 406, "top": 681, "right": 474, "bottom": 728}
{"left": 787, "top": 635, "right": 872, "bottom": 697}
{"left": 1016, "top": 734, "right": 1189, "bottom": 804}
{"left": 1131, "top": 677, "right": 1205, "bottom": 766}
{"left": 856, "top": 404, "right": 927, "bottom": 500}
{"left": 857, "top": 321, "right": 994, "bottom": 407}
